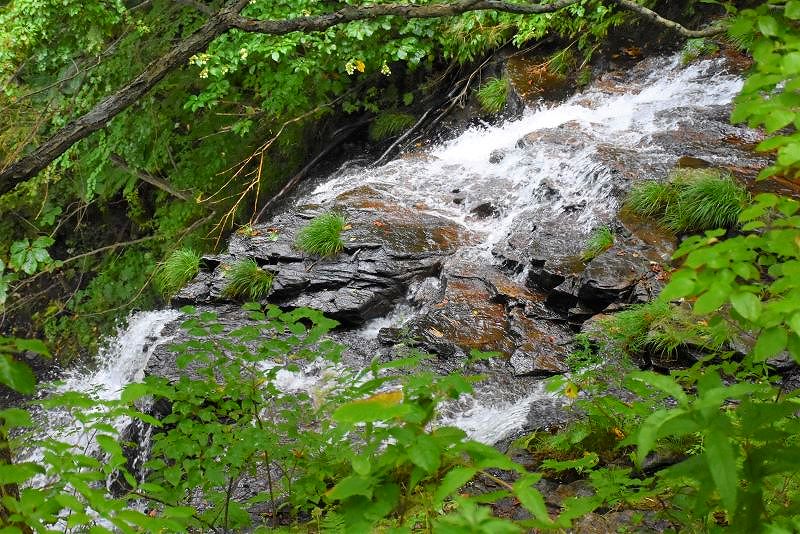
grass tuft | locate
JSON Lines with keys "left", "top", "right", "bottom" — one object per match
{"left": 600, "top": 300, "right": 730, "bottom": 358}
{"left": 223, "top": 259, "right": 274, "bottom": 301}
{"left": 369, "top": 112, "right": 416, "bottom": 142}
{"left": 625, "top": 169, "right": 748, "bottom": 234}
{"left": 581, "top": 226, "right": 614, "bottom": 262}
{"left": 476, "top": 77, "right": 509, "bottom": 114}
{"left": 295, "top": 211, "right": 348, "bottom": 257}
{"left": 155, "top": 249, "right": 201, "bottom": 298}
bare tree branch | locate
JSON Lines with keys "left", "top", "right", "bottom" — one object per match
{"left": 611, "top": 0, "right": 725, "bottom": 38}
{"left": 110, "top": 153, "right": 194, "bottom": 201}
{"left": 0, "top": 0, "right": 725, "bottom": 195}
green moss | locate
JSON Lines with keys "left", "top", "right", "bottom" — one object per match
{"left": 369, "top": 112, "right": 416, "bottom": 142}
{"left": 155, "top": 249, "right": 201, "bottom": 298}
{"left": 295, "top": 212, "right": 347, "bottom": 257}
{"left": 223, "top": 259, "right": 274, "bottom": 301}
{"left": 580, "top": 225, "right": 614, "bottom": 262}
{"left": 476, "top": 77, "right": 509, "bottom": 114}
{"left": 625, "top": 169, "right": 748, "bottom": 234}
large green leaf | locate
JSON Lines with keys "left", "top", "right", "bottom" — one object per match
{"left": 0, "top": 355, "right": 35, "bottom": 394}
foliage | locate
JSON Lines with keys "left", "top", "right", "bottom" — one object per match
{"left": 295, "top": 211, "right": 348, "bottom": 257}
{"left": 625, "top": 169, "right": 748, "bottom": 234}
{"left": 680, "top": 38, "right": 719, "bottom": 65}
{"left": 543, "top": 193, "right": 800, "bottom": 532}
{"left": 729, "top": 2, "right": 800, "bottom": 180}
{"left": 580, "top": 225, "right": 614, "bottom": 262}
{"left": 154, "top": 248, "right": 200, "bottom": 298}
{"left": 599, "top": 299, "right": 729, "bottom": 360}
{"left": 369, "top": 111, "right": 416, "bottom": 142}
{"left": 476, "top": 77, "right": 509, "bottom": 114}
{"left": 222, "top": 258, "right": 274, "bottom": 300}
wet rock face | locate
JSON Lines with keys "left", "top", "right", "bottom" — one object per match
{"left": 174, "top": 187, "right": 471, "bottom": 325}
{"left": 378, "top": 259, "right": 572, "bottom": 375}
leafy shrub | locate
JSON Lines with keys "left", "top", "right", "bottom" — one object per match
{"left": 223, "top": 258, "right": 273, "bottom": 300}
{"left": 155, "top": 248, "right": 200, "bottom": 298}
{"left": 476, "top": 77, "right": 509, "bottom": 114}
{"left": 369, "top": 111, "right": 416, "bottom": 141}
{"left": 580, "top": 225, "right": 614, "bottom": 262}
{"left": 295, "top": 211, "right": 347, "bottom": 257}
{"left": 625, "top": 169, "right": 748, "bottom": 234}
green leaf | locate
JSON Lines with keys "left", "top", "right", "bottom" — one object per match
{"left": 21, "top": 254, "right": 37, "bottom": 275}
{"left": 661, "top": 274, "right": 695, "bottom": 300}
{"left": 0, "top": 355, "right": 35, "bottom": 394}
{"left": 12, "top": 338, "right": 50, "bottom": 357}
{"left": 754, "top": 327, "right": 788, "bottom": 361}
{"left": 121, "top": 382, "right": 150, "bottom": 403}
{"left": 786, "top": 0, "right": 800, "bottom": 19}
{"left": 0, "top": 462, "right": 44, "bottom": 484}
{"left": 408, "top": 434, "right": 441, "bottom": 474}
{"left": 326, "top": 475, "right": 373, "bottom": 501}
{"left": 704, "top": 428, "right": 738, "bottom": 512}
{"left": 513, "top": 475, "right": 549, "bottom": 522}
{"left": 351, "top": 455, "right": 371, "bottom": 476}
{"left": 636, "top": 408, "right": 686, "bottom": 465}
{"left": 757, "top": 15, "right": 780, "bottom": 36}
{"left": 788, "top": 312, "right": 800, "bottom": 338}
{"left": 0, "top": 408, "right": 33, "bottom": 427}
{"left": 730, "top": 292, "right": 762, "bottom": 322}
{"left": 433, "top": 467, "right": 476, "bottom": 505}
{"left": 765, "top": 109, "right": 796, "bottom": 132}
{"left": 693, "top": 284, "right": 729, "bottom": 315}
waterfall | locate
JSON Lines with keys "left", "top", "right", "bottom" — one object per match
{"left": 35, "top": 53, "right": 752, "bottom": 451}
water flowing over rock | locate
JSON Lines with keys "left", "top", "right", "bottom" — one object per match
{"left": 161, "top": 53, "right": 767, "bottom": 445}
{"left": 36, "top": 54, "right": 772, "bottom": 469}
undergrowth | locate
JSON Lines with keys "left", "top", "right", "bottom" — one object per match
{"left": 295, "top": 211, "right": 347, "bottom": 257}
{"left": 223, "top": 258, "right": 274, "bottom": 300}
{"left": 625, "top": 169, "right": 748, "bottom": 234}
{"left": 155, "top": 248, "right": 200, "bottom": 298}
{"left": 476, "top": 77, "right": 509, "bottom": 114}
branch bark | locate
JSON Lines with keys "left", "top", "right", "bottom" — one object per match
{"left": 110, "top": 153, "right": 193, "bottom": 201}
{"left": 0, "top": 0, "right": 725, "bottom": 195}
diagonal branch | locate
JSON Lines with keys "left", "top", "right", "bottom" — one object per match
{"left": 0, "top": 0, "right": 725, "bottom": 195}
{"left": 611, "top": 0, "right": 725, "bottom": 38}
{"left": 110, "top": 153, "right": 194, "bottom": 201}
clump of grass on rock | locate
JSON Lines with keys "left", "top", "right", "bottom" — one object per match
{"left": 476, "top": 77, "right": 509, "bottom": 114}
{"left": 155, "top": 249, "right": 200, "bottom": 298}
{"left": 581, "top": 225, "right": 614, "bottom": 262}
{"left": 625, "top": 169, "right": 748, "bottom": 234}
{"left": 223, "top": 259, "right": 274, "bottom": 301}
{"left": 295, "top": 211, "right": 348, "bottom": 257}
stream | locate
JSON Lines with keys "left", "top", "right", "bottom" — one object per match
{"left": 35, "top": 52, "right": 765, "bottom": 465}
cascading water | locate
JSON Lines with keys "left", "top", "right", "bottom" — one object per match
{"left": 308, "top": 55, "right": 745, "bottom": 251}
{"left": 27, "top": 310, "right": 180, "bottom": 459}
{"left": 35, "top": 53, "right": 755, "bottom": 456}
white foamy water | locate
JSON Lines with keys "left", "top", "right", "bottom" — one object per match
{"left": 309, "top": 56, "right": 744, "bottom": 253}
{"left": 27, "top": 310, "right": 180, "bottom": 459}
